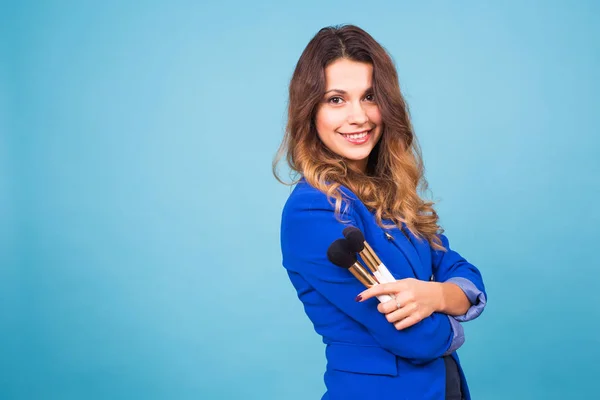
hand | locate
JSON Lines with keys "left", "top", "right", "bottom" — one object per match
{"left": 357, "top": 278, "right": 443, "bottom": 330}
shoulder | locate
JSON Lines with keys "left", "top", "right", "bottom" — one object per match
{"left": 279, "top": 180, "right": 358, "bottom": 272}
{"left": 282, "top": 180, "right": 326, "bottom": 212}
{"left": 281, "top": 179, "right": 359, "bottom": 221}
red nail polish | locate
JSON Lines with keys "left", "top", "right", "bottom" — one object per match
{"left": 355, "top": 295, "right": 363, "bottom": 302}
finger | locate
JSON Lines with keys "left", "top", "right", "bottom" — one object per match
{"left": 377, "top": 292, "right": 411, "bottom": 314}
{"left": 358, "top": 282, "right": 399, "bottom": 302}
{"left": 384, "top": 302, "right": 417, "bottom": 323}
{"left": 394, "top": 313, "right": 423, "bottom": 331}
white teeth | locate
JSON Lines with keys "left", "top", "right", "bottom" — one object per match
{"left": 344, "top": 131, "right": 369, "bottom": 139}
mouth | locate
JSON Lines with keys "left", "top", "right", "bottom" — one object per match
{"left": 339, "top": 129, "right": 372, "bottom": 145}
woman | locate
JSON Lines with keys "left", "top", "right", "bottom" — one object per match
{"left": 273, "top": 25, "right": 486, "bottom": 400}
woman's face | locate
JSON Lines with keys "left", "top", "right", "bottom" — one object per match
{"left": 315, "top": 58, "right": 383, "bottom": 173}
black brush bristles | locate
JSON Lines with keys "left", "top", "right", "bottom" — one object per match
{"left": 342, "top": 226, "right": 365, "bottom": 253}
{"left": 327, "top": 238, "right": 356, "bottom": 269}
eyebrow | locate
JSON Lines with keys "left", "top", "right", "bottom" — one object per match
{"left": 324, "top": 87, "right": 373, "bottom": 95}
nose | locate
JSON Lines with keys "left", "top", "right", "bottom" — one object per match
{"left": 347, "top": 101, "right": 369, "bottom": 125}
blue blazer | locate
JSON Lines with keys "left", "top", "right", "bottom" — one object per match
{"left": 280, "top": 179, "right": 486, "bottom": 400}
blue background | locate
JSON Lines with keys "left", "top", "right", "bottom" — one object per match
{"left": 2, "top": 1, "right": 599, "bottom": 399}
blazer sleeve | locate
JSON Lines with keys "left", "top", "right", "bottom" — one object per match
{"left": 432, "top": 234, "right": 487, "bottom": 322}
{"left": 281, "top": 193, "right": 455, "bottom": 364}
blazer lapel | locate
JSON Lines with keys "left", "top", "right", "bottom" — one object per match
{"left": 383, "top": 224, "right": 428, "bottom": 281}
{"left": 404, "top": 226, "right": 430, "bottom": 269}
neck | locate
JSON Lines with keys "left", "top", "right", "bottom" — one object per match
{"left": 347, "top": 158, "right": 367, "bottom": 174}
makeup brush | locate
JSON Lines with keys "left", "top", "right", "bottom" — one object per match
{"left": 327, "top": 238, "right": 393, "bottom": 302}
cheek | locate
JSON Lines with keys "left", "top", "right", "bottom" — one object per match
{"left": 315, "top": 108, "right": 342, "bottom": 134}
{"left": 367, "top": 107, "right": 382, "bottom": 125}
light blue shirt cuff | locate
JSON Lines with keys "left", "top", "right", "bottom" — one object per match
{"left": 445, "top": 277, "right": 487, "bottom": 322}
{"left": 444, "top": 315, "right": 465, "bottom": 355}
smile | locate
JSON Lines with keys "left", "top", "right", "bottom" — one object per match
{"left": 340, "top": 129, "right": 372, "bottom": 144}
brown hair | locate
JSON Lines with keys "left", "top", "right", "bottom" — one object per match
{"left": 273, "top": 24, "right": 444, "bottom": 250}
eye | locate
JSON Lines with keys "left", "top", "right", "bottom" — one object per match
{"left": 328, "top": 96, "right": 344, "bottom": 104}
{"left": 364, "top": 93, "right": 375, "bottom": 102}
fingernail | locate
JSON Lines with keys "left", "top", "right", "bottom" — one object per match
{"left": 355, "top": 295, "right": 363, "bottom": 302}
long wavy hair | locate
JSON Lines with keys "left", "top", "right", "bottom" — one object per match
{"left": 273, "top": 24, "right": 444, "bottom": 250}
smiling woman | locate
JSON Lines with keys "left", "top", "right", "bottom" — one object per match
{"left": 273, "top": 25, "right": 487, "bottom": 400}
{"left": 315, "top": 60, "right": 383, "bottom": 173}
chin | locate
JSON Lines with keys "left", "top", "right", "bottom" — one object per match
{"left": 343, "top": 150, "right": 372, "bottom": 162}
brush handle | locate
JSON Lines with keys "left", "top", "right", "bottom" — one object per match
{"left": 377, "top": 263, "right": 396, "bottom": 283}
{"left": 373, "top": 270, "right": 388, "bottom": 284}
{"left": 376, "top": 294, "right": 393, "bottom": 303}
{"left": 372, "top": 269, "right": 395, "bottom": 302}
